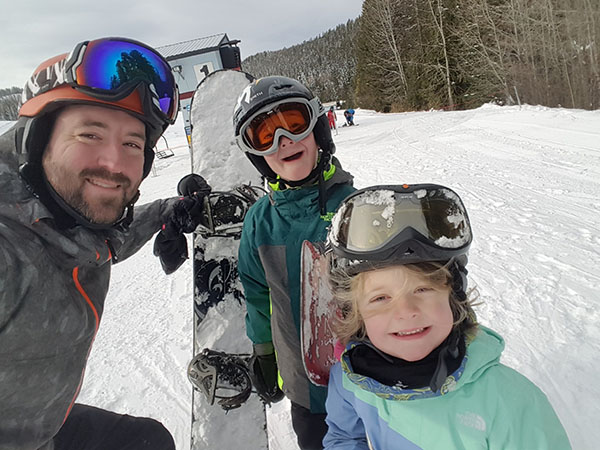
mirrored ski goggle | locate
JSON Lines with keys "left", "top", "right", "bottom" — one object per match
{"left": 237, "top": 97, "right": 321, "bottom": 155}
{"left": 26, "top": 37, "right": 178, "bottom": 123}
{"left": 329, "top": 184, "right": 472, "bottom": 262}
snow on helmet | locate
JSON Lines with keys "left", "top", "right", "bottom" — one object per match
{"left": 327, "top": 184, "right": 472, "bottom": 300}
{"left": 233, "top": 76, "right": 335, "bottom": 183}
{"left": 17, "top": 37, "right": 179, "bottom": 180}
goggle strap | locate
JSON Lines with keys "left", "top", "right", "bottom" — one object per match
{"left": 64, "top": 42, "right": 87, "bottom": 84}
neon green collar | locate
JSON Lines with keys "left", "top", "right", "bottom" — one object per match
{"left": 268, "top": 162, "right": 336, "bottom": 191}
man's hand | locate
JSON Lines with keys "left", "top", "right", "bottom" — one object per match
{"left": 153, "top": 174, "right": 212, "bottom": 274}
{"left": 248, "top": 345, "right": 285, "bottom": 404}
{"left": 177, "top": 173, "right": 212, "bottom": 197}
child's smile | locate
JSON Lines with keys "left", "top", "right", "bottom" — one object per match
{"left": 390, "top": 326, "right": 431, "bottom": 339}
{"left": 359, "top": 266, "right": 453, "bottom": 362}
{"left": 282, "top": 151, "right": 303, "bottom": 162}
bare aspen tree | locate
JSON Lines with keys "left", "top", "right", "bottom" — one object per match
{"left": 426, "top": 0, "right": 454, "bottom": 109}
{"left": 475, "top": 0, "right": 510, "bottom": 89}
{"left": 355, "top": 0, "right": 598, "bottom": 111}
{"left": 378, "top": 0, "right": 409, "bottom": 97}
{"left": 581, "top": 0, "right": 600, "bottom": 107}
{"left": 361, "top": 0, "right": 409, "bottom": 99}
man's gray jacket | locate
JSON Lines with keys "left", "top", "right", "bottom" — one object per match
{"left": 0, "top": 126, "right": 175, "bottom": 450}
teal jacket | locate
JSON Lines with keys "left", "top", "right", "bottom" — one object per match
{"left": 324, "top": 326, "right": 571, "bottom": 449}
{"left": 238, "top": 159, "right": 354, "bottom": 413}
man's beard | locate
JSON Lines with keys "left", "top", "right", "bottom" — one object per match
{"left": 46, "top": 165, "right": 140, "bottom": 225}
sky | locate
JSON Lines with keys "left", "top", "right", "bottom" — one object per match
{"left": 0, "top": 0, "right": 363, "bottom": 89}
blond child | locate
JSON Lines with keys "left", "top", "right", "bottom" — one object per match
{"left": 323, "top": 184, "right": 570, "bottom": 449}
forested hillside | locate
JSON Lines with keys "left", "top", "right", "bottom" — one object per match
{"left": 3, "top": 1, "right": 598, "bottom": 118}
{"left": 243, "top": 20, "right": 358, "bottom": 106}
{"left": 245, "top": 1, "right": 599, "bottom": 112}
{"left": 0, "top": 87, "right": 21, "bottom": 120}
{"left": 356, "top": 0, "right": 599, "bottom": 111}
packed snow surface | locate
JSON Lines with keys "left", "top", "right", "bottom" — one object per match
{"left": 6, "top": 103, "right": 594, "bottom": 449}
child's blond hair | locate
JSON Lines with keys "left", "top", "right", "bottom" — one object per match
{"left": 328, "top": 260, "right": 479, "bottom": 346}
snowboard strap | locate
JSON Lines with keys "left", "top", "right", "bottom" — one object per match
{"left": 196, "top": 184, "right": 267, "bottom": 239}
{"left": 188, "top": 348, "right": 253, "bottom": 411}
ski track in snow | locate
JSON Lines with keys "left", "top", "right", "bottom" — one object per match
{"left": 8, "top": 102, "right": 591, "bottom": 450}
{"left": 336, "top": 106, "right": 599, "bottom": 450}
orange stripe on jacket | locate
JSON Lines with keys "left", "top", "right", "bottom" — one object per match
{"left": 63, "top": 266, "right": 100, "bottom": 423}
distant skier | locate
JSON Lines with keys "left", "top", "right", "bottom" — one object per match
{"left": 322, "top": 184, "right": 571, "bottom": 449}
{"left": 233, "top": 76, "right": 355, "bottom": 449}
{"left": 0, "top": 37, "right": 209, "bottom": 450}
{"left": 327, "top": 106, "right": 337, "bottom": 131}
{"left": 343, "top": 108, "right": 355, "bottom": 126}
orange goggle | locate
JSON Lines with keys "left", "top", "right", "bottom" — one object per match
{"left": 237, "top": 97, "right": 321, "bottom": 155}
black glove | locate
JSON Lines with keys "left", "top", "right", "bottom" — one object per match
{"left": 249, "top": 345, "right": 285, "bottom": 404}
{"left": 177, "top": 173, "right": 212, "bottom": 197}
{"left": 153, "top": 175, "right": 212, "bottom": 274}
{"left": 153, "top": 231, "right": 187, "bottom": 275}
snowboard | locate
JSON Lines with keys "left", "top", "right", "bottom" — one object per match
{"left": 300, "top": 241, "right": 338, "bottom": 387}
{"left": 187, "top": 69, "right": 268, "bottom": 449}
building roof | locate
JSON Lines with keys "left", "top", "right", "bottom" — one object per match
{"left": 156, "top": 33, "right": 229, "bottom": 60}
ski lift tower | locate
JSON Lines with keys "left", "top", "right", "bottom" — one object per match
{"left": 156, "top": 34, "right": 242, "bottom": 147}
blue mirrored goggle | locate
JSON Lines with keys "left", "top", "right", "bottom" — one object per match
{"left": 65, "top": 37, "right": 178, "bottom": 122}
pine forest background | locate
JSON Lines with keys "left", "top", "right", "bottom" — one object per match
{"left": 2, "top": 0, "right": 598, "bottom": 119}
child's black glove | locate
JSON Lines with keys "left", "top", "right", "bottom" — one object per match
{"left": 153, "top": 174, "right": 212, "bottom": 274}
{"left": 248, "top": 345, "right": 285, "bottom": 404}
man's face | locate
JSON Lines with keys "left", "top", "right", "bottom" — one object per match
{"left": 42, "top": 104, "right": 146, "bottom": 225}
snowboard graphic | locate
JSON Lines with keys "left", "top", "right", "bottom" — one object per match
{"left": 300, "top": 240, "right": 338, "bottom": 387}
{"left": 187, "top": 69, "right": 268, "bottom": 449}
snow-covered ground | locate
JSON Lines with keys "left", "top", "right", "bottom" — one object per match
{"left": 0, "top": 121, "right": 13, "bottom": 136}
{"left": 4, "top": 102, "right": 596, "bottom": 449}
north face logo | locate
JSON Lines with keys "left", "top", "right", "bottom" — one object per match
{"left": 456, "top": 411, "right": 486, "bottom": 432}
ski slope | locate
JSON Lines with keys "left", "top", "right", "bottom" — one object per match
{"left": 6, "top": 103, "right": 594, "bottom": 449}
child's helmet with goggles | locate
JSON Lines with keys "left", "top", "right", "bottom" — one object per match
{"left": 233, "top": 76, "right": 335, "bottom": 183}
{"left": 327, "top": 184, "right": 473, "bottom": 299}
{"left": 17, "top": 36, "right": 179, "bottom": 181}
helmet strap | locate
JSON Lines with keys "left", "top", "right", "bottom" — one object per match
{"left": 450, "top": 259, "right": 469, "bottom": 301}
{"left": 429, "top": 328, "right": 465, "bottom": 392}
{"left": 280, "top": 149, "right": 325, "bottom": 187}
{"left": 42, "top": 172, "right": 138, "bottom": 231}
{"left": 20, "top": 162, "right": 77, "bottom": 230}
{"left": 317, "top": 157, "right": 328, "bottom": 216}
{"left": 19, "top": 161, "right": 138, "bottom": 231}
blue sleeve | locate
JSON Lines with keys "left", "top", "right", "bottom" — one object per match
{"left": 238, "top": 210, "right": 272, "bottom": 345}
{"left": 323, "top": 364, "right": 370, "bottom": 449}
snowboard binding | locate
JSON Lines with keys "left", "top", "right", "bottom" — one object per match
{"left": 196, "top": 184, "right": 267, "bottom": 239}
{"left": 187, "top": 348, "right": 253, "bottom": 411}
